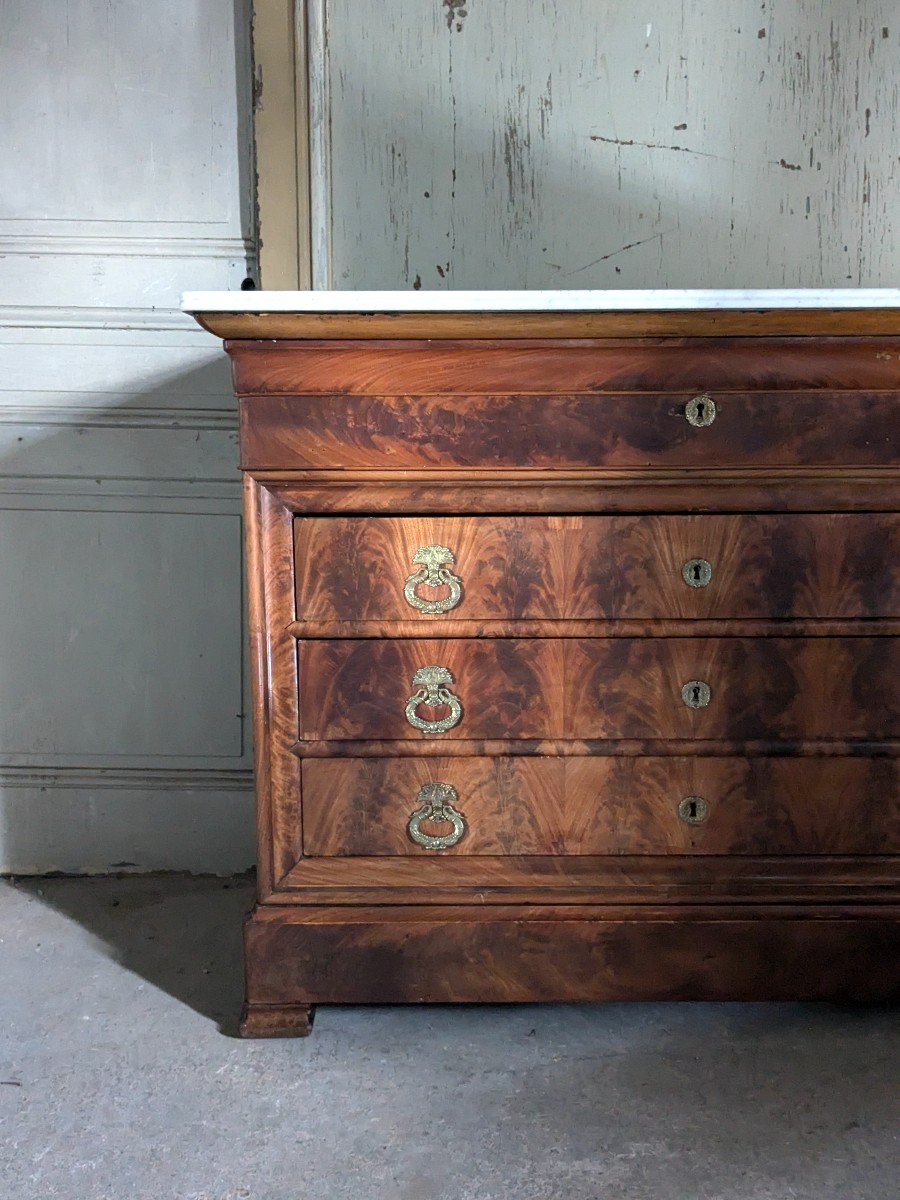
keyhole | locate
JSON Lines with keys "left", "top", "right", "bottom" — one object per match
{"left": 682, "top": 557, "right": 712, "bottom": 588}
{"left": 681, "top": 679, "right": 712, "bottom": 708}
{"left": 678, "top": 795, "right": 710, "bottom": 825}
{"left": 685, "top": 394, "right": 717, "bottom": 427}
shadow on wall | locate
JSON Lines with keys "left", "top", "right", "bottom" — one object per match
{"left": 0, "top": 358, "right": 254, "bottom": 876}
{"left": 0, "top": 0, "right": 255, "bottom": 876}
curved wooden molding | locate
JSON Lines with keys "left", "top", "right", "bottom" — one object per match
{"left": 197, "top": 307, "right": 900, "bottom": 339}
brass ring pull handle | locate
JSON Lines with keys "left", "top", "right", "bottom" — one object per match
{"left": 685, "top": 394, "right": 717, "bottom": 427}
{"left": 405, "top": 666, "right": 462, "bottom": 733}
{"left": 404, "top": 545, "right": 462, "bottom": 614}
{"left": 407, "top": 782, "right": 466, "bottom": 849}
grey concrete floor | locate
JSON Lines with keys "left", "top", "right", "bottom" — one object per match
{"left": 1, "top": 876, "right": 897, "bottom": 1200}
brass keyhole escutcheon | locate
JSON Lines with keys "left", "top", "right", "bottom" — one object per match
{"left": 681, "top": 679, "right": 712, "bottom": 709}
{"left": 685, "top": 394, "right": 717, "bottom": 428}
{"left": 407, "top": 782, "right": 467, "bottom": 850}
{"left": 678, "top": 795, "right": 710, "bottom": 825}
{"left": 682, "top": 557, "right": 712, "bottom": 588}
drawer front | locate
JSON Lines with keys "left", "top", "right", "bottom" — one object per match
{"left": 301, "top": 757, "right": 900, "bottom": 857}
{"left": 295, "top": 513, "right": 900, "bottom": 622}
{"left": 297, "top": 637, "right": 898, "bottom": 743}
{"left": 241, "top": 391, "right": 899, "bottom": 469}
{"left": 232, "top": 339, "right": 900, "bottom": 396}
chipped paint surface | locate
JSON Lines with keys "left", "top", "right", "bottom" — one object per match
{"left": 322, "top": 1, "right": 898, "bottom": 288}
{"left": 443, "top": 0, "right": 468, "bottom": 32}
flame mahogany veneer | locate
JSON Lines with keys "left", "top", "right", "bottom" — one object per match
{"left": 206, "top": 313, "right": 900, "bottom": 1036}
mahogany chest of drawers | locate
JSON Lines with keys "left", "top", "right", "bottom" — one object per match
{"left": 190, "top": 296, "right": 900, "bottom": 1036}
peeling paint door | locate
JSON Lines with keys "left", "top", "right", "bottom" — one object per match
{"left": 312, "top": 0, "right": 898, "bottom": 289}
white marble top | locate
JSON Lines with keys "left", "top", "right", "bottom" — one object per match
{"left": 183, "top": 288, "right": 900, "bottom": 313}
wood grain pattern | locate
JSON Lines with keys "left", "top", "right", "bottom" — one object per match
{"left": 241, "top": 391, "right": 900, "bottom": 470}
{"left": 278, "top": 855, "right": 900, "bottom": 906}
{"left": 229, "top": 338, "right": 900, "bottom": 395}
{"left": 296, "top": 637, "right": 898, "bottom": 743}
{"left": 243, "top": 904, "right": 900, "bottom": 1008}
{"left": 301, "top": 756, "right": 899, "bottom": 858}
{"left": 243, "top": 474, "right": 276, "bottom": 894}
{"left": 291, "top": 619, "right": 900, "bottom": 639}
{"left": 201, "top": 310, "right": 900, "bottom": 340}
{"left": 244, "top": 478, "right": 302, "bottom": 896}
{"left": 263, "top": 471, "right": 900, "bottom": 517}
{"left": 294, "top": 514, "right": 900, "bottom": 622}
{"left": 295, "top": 738, "right": 899, "bottom": 758}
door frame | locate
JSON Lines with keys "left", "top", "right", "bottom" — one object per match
{"left": 252, "top": 0, "right": 327, "bottom": 288}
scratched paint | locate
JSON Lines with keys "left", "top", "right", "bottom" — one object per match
{"left": 321, "top": 0, "right": 898, "bottom": 288}
{"left": 442, "top": 0, "right": 468, "bottom": 32}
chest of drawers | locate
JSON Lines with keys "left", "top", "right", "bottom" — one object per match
{"left": 189, "top": 294, "right": 900, "bottom": 1036}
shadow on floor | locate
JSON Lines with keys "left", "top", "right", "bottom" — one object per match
{"left": 10, "top": 873, "right": 255, "bottom": 1037}
{"left": 8, "top": 873, "right": 896, "bottom": 1048}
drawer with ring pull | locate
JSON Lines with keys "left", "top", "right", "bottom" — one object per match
{"left": 293, "top": 514, "right": 900, "bottom": 624}
{"left": 295, "top": 637, "right": 899, "bottom": 744}
{"left": 300, "top": 756, "right": 900, "bottom": 857}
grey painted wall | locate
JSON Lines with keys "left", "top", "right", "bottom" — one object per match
{"left": 0, "top": 0, "right": 256, "bottom": 872}
{"left": 319, "top": 0, "right": 899, "bottom": 289}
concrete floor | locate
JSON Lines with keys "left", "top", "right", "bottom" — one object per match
{"left": 1, "top": 877, "right": 897, "bottom": 1200}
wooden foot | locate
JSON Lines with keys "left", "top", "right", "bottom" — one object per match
{"left": 239, "top": 1002, "right": 316, "bottom": 1038}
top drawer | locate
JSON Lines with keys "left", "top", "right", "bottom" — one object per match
{"left": 232, "top": 338, "right": 900, "bottom": 470}
{"left": 240, "top": 390, "right": 899, "bottom": 470}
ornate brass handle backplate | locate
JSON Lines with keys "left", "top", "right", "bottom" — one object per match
{"left": 405, "top": 665, "right": 462, "bottom": 733}
{"left": 404, "top": 545, "right": 462, "bottom": 614}
{"left": 407, "top": 782, "right": 467, "bottom": 849}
